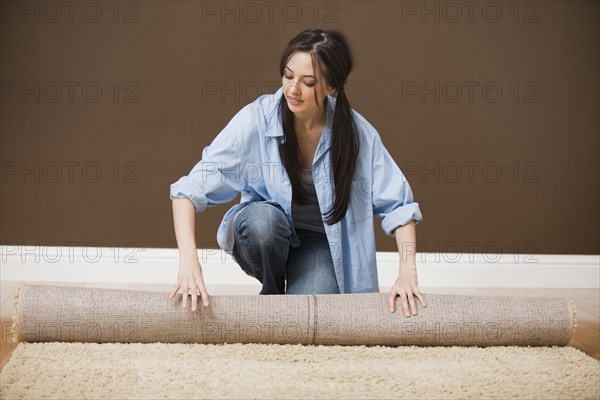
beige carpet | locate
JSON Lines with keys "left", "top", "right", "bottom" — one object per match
{"left": 1, "top": 342, "right": 598, "bottom": 399}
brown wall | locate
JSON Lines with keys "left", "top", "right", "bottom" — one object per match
{"left": 1, "top": 1, "right": 598, "bottom": 256}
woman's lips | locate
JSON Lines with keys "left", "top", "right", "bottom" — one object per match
{"left": 288, "top": 97, "right": 303, "bottom": 105}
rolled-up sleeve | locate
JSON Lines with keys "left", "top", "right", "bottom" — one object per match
{"left": 371, "top": 132, "right": 423, "bottom": 236}
{"left": 169, "top": 104, "right": 255, "bottom": 213}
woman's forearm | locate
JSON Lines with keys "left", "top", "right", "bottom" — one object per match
{"left": 170, "top": 197, "right": 209, "bottom": 309}
{"left": 389, "top": 219, "right": 426, "bottom": 315}
{"left": 394, "top": 220, "right": 417, "bottom": 271}
{"left": 172, "top": 198, "right": 199, "bottom": 259}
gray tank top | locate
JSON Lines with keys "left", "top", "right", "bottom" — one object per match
{"left": 291, "top": 168, "right": 326, "bottom": 234}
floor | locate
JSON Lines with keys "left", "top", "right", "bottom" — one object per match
{"left": 1, "top": 282, "right": 598, "bottom": 373}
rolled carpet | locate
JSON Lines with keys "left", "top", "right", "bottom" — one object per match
{"left": 12, "top": 284, "right": 576, "bottom": 346}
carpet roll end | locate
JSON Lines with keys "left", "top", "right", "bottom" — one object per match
{"left": 10, "top": 284, "right": 24, "bottom": 343}
{"left": 567, "top": 299, "right": 577, "bottom": 345}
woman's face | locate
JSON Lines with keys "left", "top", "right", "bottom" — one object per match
{"left": 282, "top": 51, "right": 335, "bottom": 115}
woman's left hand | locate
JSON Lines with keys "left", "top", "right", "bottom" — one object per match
{"left": 388, "top": 265, "right": 427, "bottom": 316}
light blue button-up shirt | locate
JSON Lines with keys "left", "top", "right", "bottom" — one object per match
{"left": 170, "top": 86, "right": 423, "bottom": 293}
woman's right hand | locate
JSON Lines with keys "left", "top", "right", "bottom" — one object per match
{"left": 169, "top": 254, "right": 210, "bottom": 311}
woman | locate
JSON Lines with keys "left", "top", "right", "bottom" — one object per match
{"left": 169, "top": 28, "right": 427, "bottom": 317}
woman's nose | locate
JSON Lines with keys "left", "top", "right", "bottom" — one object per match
{"left": 287, "top": 83, "right": 300, "bottom": 97}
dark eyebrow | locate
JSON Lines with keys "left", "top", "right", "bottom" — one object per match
{"left": 285, "top": 65, "right": 317, "bottom": 79}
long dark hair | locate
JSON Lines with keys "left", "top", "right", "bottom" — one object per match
{"left": 277, "top": 28, "right": 359, "bottom": 225}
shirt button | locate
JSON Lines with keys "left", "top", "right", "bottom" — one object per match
{"left": 283, "top": 180, "right": 290, "bottom": 186}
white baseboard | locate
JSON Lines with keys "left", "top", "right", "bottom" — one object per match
{"left": 1, "top": 245, "right": 598, "bottom": 288}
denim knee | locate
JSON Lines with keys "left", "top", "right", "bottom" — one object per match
{"left": 234, "top": 202, "right": 290, "bottom": 244}
{"left": 232, "top": 202, "right": 291, "bottom": 294}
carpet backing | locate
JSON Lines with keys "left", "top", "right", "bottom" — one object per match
{"left": 12, "top": 284, "right": 576, "bottom": 346}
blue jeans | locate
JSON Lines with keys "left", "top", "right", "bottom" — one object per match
{"left": 231, "top": 201, "right": 340, "bottom": 295}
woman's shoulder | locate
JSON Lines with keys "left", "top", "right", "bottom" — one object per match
{"left": 215, "top": 88, "right": 283, "bottom": 148}
{"left": 349, "top": 107, "right": 382, "bottom": 148}
{"left": 227, "top": 87, "right": 283, "bottom": 136}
